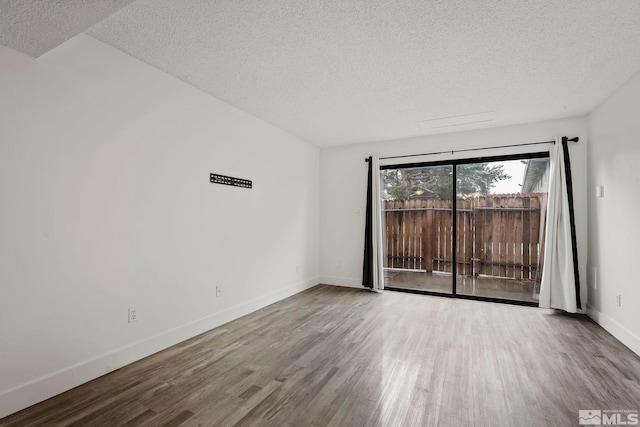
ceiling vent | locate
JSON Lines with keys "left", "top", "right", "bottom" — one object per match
{"left": 418, "top": 111, "right": 497, "bottom": 131}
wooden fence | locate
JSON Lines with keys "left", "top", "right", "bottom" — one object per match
{"left": 382, "top": 194, "right": 547, "bottom": 280}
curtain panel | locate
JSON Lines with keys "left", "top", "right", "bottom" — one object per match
{"left": 362, "top": 156, "right": 385, "bottom": 290}
{"left": 539, "top": 137, "right": 581, "bottom": 312}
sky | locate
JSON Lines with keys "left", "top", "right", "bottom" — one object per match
{"left": 490, "top": 160, "right": 527, "bottom": 194}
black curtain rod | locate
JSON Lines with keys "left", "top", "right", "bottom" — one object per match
{"left": 365, "top": 136, "right": 579, "bottom": 162}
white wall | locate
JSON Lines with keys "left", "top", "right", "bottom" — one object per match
{"left": 587, "top": 69, "right": 640, "bottom": 356}
{"left": 0, "top": 35, "right": 319, "bottom": 418}
{"left": 320, "top": 117, "right": 588, "bottom": 308}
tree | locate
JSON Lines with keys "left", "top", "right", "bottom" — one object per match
{"left": 381, "top": 163, "right": 510, "bottom": 200}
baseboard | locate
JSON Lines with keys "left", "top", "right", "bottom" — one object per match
{"left": 319, "top": 275, "right": 363, "bottom": 288}
{"left": 0, "top": 277, "right": 319, "bottom": 419}
{"left": 586, "top": 303, "right": 640, "bottom": 357}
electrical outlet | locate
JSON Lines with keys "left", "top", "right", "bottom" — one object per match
{"left": 592, "top": 266, "right": 597, "bottom": 289}
{"left": 337, "top": 259, "right": 342, "bottom": 269}
{"left": 616, "top": 294, "right": 621, "bottom": 307}
{"left": 296, "top": 265, "right": 299, "bottom": 274}
{"left": 128, "top": 308, "right": 138, "bottom": 323}
{"left": 216, "top": 286, "right": 222, "bottom": 298}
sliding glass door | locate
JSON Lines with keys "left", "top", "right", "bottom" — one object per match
{"left": 381, "top": 153, "right": 549, "bottom": 305}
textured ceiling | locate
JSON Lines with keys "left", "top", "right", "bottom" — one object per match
{"left": 0, "top": 0, "right": 135, "bottom": 57}
{"left": 4, "top": 1, "right": 640, "bottom": 146}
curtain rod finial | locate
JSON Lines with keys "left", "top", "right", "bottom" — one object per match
{"left": 567, "top": 137, "right": 579, "bottom": 143}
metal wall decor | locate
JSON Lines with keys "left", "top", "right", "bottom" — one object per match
{"left": 210, "top": 173, "right": 252, "bottom": 189}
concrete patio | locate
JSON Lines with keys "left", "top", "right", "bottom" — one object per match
{"left": 384, "top": 270, "right": 539, "bottom": 303}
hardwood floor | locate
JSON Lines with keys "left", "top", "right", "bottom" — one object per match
{"left": 2, "top": 285, "right": 639, "bottom": 426}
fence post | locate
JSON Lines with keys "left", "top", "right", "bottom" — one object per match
{"left": 522, "top": 196, "right": 531, "bottom": 280}
{"left": 424, "top": 199, "right": 433, "bottom": 272}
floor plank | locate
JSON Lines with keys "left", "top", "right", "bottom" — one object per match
{"left": 1, "top": 285, "right": 639, "bottom": 426}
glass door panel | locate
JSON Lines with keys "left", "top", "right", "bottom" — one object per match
{"left": 455, "top": 159, "right": 549, "bottom": 303}
{"left": 381, "top": 164, "right": 453, "bottom": 294}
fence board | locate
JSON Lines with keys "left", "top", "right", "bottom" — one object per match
{"left": 425, "top": 200, "right": 434, "bottom": 272}
{"left": 522, "top": 197, "right": 530, "bottom": 279}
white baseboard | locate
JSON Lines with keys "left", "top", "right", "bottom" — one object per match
{"left": 0, "top": 277, "right": 319, "bottom": 419}
{"left": 586, "top": 303, "right": 640, "bottom": 357}
{"left": 319, "top": 275, "right": 363, "bottom": 288}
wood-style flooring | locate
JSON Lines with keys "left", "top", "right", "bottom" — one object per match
{"left": 2, "top": 285, "right": 639, "bottom": 426}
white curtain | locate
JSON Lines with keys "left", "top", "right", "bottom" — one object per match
{"left": 539, "top": 137, "right": 579, "bottom": 312}
{"left": 363, "top": 156, "right": 385, "bottom": 290}
{"left": 370, "top": 156, "right": 385, "bottom": 290}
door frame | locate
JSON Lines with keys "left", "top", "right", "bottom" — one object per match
{"left": 380, "top": 151, "right": 549, "bottom": 307}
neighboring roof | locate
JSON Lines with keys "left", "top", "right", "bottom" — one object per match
{"left": 521, "top": 159, "right": 549, "bottom": 193}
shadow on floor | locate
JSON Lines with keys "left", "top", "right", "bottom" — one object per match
{"left": 384, "top": 270, "right": 539, "bottom": 303}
